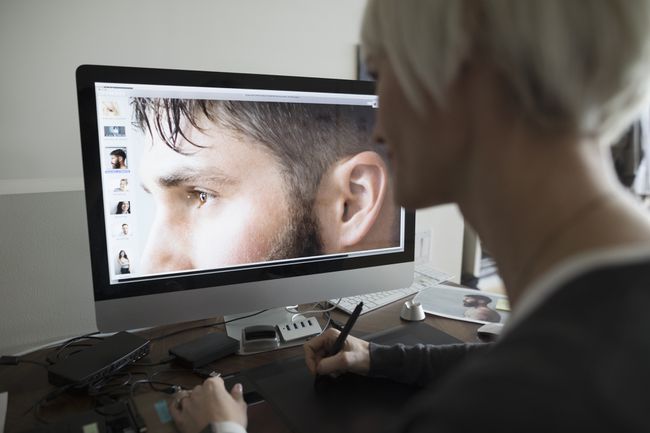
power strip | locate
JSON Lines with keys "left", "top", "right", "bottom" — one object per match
{"left": 276, "top": 317, "right": 322, "bottom": 342}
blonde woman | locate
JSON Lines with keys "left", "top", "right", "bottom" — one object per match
{"left": 173, "top": 2, "right": 650, "bottom": 432}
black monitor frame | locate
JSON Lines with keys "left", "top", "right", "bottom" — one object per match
{"left": 76, "top": 64, "right": 415, "bottom": 303}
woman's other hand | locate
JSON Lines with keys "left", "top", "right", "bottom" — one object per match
{"left": 169, "top": 376, "right": 247, "bottom": 433}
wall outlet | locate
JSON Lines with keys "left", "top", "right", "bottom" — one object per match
{"left": 414, "top": 230, "right": 431, "bottom": 264}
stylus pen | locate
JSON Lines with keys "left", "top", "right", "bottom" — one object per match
{"left": 328, "top": 301, "right": 363, "bottom": 356}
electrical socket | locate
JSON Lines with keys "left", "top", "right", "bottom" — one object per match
{"left": 414, "top": 230, "right": 431, "bottom": 264}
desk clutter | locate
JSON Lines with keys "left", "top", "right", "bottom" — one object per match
{"left": 0, "top": 305, "right": 334, "bottom": 432}
{"left": 0, "top": 329, "right": 248, "bottom": 432}
{"left": 19, "top": 400, "right": 144, "bottom": 433}
{"left": 0, "top": 266, "right": 467, "bottom": 433}
{"left": 0, "top": 312, "right": 461, "bottom": 433}
{"left": 142, "top": 323, "right": 462, "bottom": 433}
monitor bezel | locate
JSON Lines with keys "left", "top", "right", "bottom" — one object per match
{"left": 76, "top": 64, "right": 415, "bottom": 303}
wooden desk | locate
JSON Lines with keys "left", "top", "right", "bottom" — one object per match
{"left": 0, "top": 298, "right": 482, "bottom": 433}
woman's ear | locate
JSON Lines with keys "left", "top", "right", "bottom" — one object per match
{"left": 313, "top": 151, "right": 388, "bottom": 252}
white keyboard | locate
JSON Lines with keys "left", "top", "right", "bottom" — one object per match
{"left": 333, "top": 286, "right": 421, "bottom": 315}
{"left": 332, "top": 264, "right": 453, "bottom": 315}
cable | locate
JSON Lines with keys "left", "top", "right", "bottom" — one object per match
{"left": 19, "top": 359, "right": 49, "bottom": 368}
{"left": 286, "top": 300, "right": 342, "bottom": 323}
{"left": 87, "top": 371, "right": 144, "bottom": 397}
{"left": 0, "top": 356, "right": 49, "bottom": 369}
{"left": 287, "top": 299, "right": 341, "bottom": 317}
{"left": 319, "top": 311, "right": 333, "bottom": 335}
{"left": 45, "top": 333, "right": 105, "bottom": 365}
{"left": 151, "top": 302, "right": 338, "bottom": 342}
{"left": 329, "top": 298, "right": 342, "bottom": 309}
{"left": 150, "top": 309, "right": 269, "bottom": 342}
{"left": 132, "top": 355, "right": 176, "bottom": 367}
{"left": 58, "top": 334, "right": 104, "bottom": 351}
{"left": 46, "top": 344, "right": 91, "bottom": 365}
{"left": 149, "top": 368, "right": 194, "bottom": 380}
{"left": 53, "top": 332, "right": 103, "bottom": 352}
{"left": 26, "top": 368, "right": 190, "bottom": 424}
{"left": 129, "top": 379, "right": 188, "bottom": 398}
{"left": 26, "top": 384, "right": 75, "bottom": 424}
{"left": 82, "top": 370, "right": 150, "bottom": 400}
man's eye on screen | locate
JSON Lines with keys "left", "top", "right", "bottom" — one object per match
{"left": 186, "top": 190, "right": 215, "bottom": 208}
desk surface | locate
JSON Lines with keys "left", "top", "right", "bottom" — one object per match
{"left": 0, "top": 297, "right": 481, "bottom": 433}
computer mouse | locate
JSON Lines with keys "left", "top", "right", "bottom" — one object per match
{"left": 400, "top": 300, "right": 426, "bottom": 321}
{"left": 476, "top": 322, "right": 504, "bottom": 340}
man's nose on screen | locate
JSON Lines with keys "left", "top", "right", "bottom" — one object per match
{"left": 141, "top": 221, "right": 194, "bottom": 273}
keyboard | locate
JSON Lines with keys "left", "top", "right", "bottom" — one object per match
{"left": 333, "top": 286, "right": 421, "bottom": 315}
{"left": 332, "top": 264, "right": 452, "bottom": 315}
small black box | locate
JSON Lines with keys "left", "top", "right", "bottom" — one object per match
{"left": 169, "top": 332, "right": 239, "bottom": 368}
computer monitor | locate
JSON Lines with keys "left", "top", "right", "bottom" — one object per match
{"left": 76, "top": 65, "right": 415, "bottom": 334}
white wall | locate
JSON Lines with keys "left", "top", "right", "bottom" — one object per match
{"left": 0, "top": 0, "right": 367, "bottom": 189}
{"left": 416, "top": 205, "right": 464, "bottom": 281}
{"left": 0, "top": 0, "right": 464, "bottom": 354}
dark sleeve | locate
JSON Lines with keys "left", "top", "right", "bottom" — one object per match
{"left": 367, "top": 342, "right": 491, "bottom": 387}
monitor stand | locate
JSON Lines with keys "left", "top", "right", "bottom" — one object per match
{"left": 224, "top": 307, "right": 322, "bottom": 355}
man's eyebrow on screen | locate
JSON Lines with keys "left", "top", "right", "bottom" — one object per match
{"left": 142, "top": 169, "right": 237, "bottom": 192}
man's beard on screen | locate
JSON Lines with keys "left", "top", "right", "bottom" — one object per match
{"left": 266, "top": 199, "right": 323, "bottom": 262}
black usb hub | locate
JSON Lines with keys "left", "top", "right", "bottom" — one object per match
{"left": 47, "top": 331, "right": 150, "bottom": 387}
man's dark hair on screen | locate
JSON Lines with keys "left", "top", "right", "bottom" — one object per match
{"left": 131, "top": 98, "right": 387, "bottom": 205}
{"left": 110, "top": 148, "right": 126, "bottom": 159}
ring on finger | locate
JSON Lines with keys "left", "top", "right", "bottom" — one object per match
{"left": 175, "top": 391, "right": 191, "bottom": 407}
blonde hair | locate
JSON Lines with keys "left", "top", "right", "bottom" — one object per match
{"left": 361, "top": 0, "right": 650, "bottom": 145}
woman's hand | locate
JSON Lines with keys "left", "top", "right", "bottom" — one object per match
{"left": 303, "top": 328, "right": 371, "bottom": 376}
{"left": 169, "top": 376, "right": 247, "bottom": 433}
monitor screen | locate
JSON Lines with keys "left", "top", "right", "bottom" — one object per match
{"left": 76, "top": 65, "right": 415, "bottom": 331}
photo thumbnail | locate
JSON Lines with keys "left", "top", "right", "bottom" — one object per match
{"left": 104, "top": 125, "right": 126, "bottom": 137}
{"left": 115, "top": 249, "right": 131, "bottom": 275}
{"left": 113, "top": 178, "right": 129, "bottom": 193}
{"left": 111, "top": 200, "right": 131, "bottom": 215}
{"left": 106, "top": 147, "right": 128, "bottom": 170}
{"left": 101, "top": 101, "right": 121, "bottom": 117}
{"left": 114, "top": 222, "right": 130, "bottom": 237}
